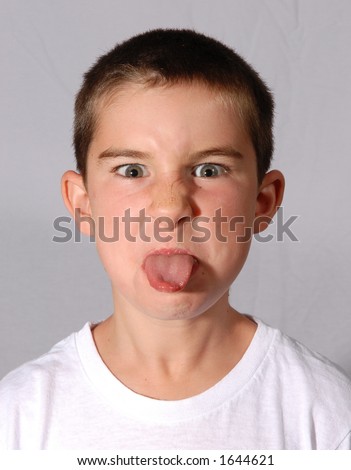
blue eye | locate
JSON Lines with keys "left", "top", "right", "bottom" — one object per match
{"left": 114, "top": 164, "right": 148, "bottom": 178}
{"left": 193, "top": 163, "right": 227, "bottom": 178}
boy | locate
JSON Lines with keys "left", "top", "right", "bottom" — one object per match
{"left": 0, "top": 29, "right": 350, "bottom": 449}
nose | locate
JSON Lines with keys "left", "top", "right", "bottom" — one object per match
{"left": 148, "top": 175, "right": 196, "bottom": 224}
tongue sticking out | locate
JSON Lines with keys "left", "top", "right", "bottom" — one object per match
{"left": 143, "top": 253, "right": 197, "bottom": 292}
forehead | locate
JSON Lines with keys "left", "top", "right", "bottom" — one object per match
{"left": 91, "top": 82, "right": 250, "bottom": 152}
{"left": 96, "top": 81, "right": 235, "bottom": 123}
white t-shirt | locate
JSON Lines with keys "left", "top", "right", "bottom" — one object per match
{"left": 0, "top": 318, "right": 350, "bottom": 450}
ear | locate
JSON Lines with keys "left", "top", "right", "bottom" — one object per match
{"left": 254, "top": 170, "right": 285, "bottom": 234}
{"left": 61, "top": 170, "right": 93, "bottom": 237}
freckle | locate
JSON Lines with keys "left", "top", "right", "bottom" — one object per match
{"left": 156, "top": 196, "right": 177, "bottom": 208}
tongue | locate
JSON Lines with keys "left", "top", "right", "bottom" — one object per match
{"left": 143, "top": 254, "right": 196, "bottom": 292}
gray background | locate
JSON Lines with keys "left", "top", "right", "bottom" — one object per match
{"left": 1, "top": 0, "right": 350, "bottom": 379}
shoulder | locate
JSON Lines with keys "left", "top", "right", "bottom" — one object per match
{"left": 0, "top": 324, "right": 93, "bottom": 449}
{"left": 0, "top": 332, "right": 72, "bottom": 401}
{"left": 0, "top": 324, "right": 89, "bottom": 420}
{"left": 270, "top": 325, "right": 351, "bottom": 391}
{"left": 255, "top": 319, "right": 351, "bottom": 448}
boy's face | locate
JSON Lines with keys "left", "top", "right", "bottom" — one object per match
{"left": 65, "top": 82, "right": 282, "bottom": 321}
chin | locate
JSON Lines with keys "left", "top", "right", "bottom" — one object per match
{"left": 139, "top": 289, "right": 224, "bottom": 322}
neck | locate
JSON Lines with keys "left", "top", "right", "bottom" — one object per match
{"left": 92, "top": 293, "right": 257, "bottom": 399}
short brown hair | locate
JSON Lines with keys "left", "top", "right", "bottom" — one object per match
{"left": 74, "top": 29, "right": 274, "bottom": 183}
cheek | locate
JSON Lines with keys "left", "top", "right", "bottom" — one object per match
{"left": 95, "top": 234, "right": 139, "bottom": 294}
{"left": 197, "top": 182, "right": 257, "bottom": 225}
{"left": 90, "top": 186, "right": 145, "bottom": 240}
{"left": 193, "top": 183, "right": 257, "bottom": 275}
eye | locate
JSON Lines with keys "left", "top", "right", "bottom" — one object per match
{"left": 193, "top": 163, "right": 228, "bottom": 178}
{"left": 114, "top": 164, "right": 148, "bottom": 178}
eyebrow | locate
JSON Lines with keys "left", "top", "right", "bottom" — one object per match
{"left": 96, "top": 145, "right": 243, "bottom": 162}
{"left": 97, "top": 148, "right": 151, "bottom": 161}
{"left": 191, "top": 146, "right": 243, "bottom": 160}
